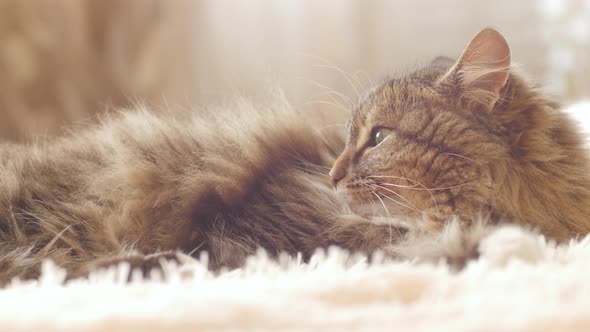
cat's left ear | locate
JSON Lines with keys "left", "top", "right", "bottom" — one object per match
{"left": 437, "top": 28, "right": 511, "bottom": 109}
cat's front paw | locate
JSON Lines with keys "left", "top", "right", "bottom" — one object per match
{"left": 390, "top": 220, "right": 500, "bottom": 269}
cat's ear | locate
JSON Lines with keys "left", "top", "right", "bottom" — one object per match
{"left": 437, "top": 28, "right": 511, "bottom": 109}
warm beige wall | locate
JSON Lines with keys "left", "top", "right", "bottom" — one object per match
{"left": 0, "top": 0, "right": 588, "bottom": 141}
{"left": 0, "top": 0, "right": 196, "bottom": 141}
{"left": 190, "top": 0, "right": 588, "bottom": 116}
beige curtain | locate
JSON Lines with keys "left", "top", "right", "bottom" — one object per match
{"left": 0, "top": 0, "right": 195, "bottom": 141}
{"left": 0, "top": 0, "right": 588, "bottom": 141}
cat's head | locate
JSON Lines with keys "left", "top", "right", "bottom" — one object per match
{"left": 330, "top": 28, "right": 521, "bottom": 226}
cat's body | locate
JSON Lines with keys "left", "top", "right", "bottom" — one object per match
{"left": 0, "top": 96, "right": 399, "bottom": 284}
{"left": 1, "top": 28, "right": 590, "bottom": 285}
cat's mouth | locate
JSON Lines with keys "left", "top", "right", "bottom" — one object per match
{"left": 338, "top": 177, "right": 422, "bottom": 218}
{"left": 336, "top": 177, "right": 372, "bottom": 203}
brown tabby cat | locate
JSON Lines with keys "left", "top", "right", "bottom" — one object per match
{"left": 1, "top": 28, "right": 589, "bottom": 285}
{"left": 331, "top": 28, "right": 590, "bottom": 241}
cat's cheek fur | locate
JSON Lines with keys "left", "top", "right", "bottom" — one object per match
{"left": 340, "top": 28, "right": 590, "bottom": 241}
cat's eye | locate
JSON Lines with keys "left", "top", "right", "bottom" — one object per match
{"left": 369, "top": 128, "right": 393, "bottom": 147}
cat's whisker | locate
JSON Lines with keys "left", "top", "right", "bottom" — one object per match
{"left": 368, "top": 175, "right": 473, "bottom": 191}
{"left": 367, "top": 175, "right": 425, "bottom": 183}
{"left": 187, "top": 241, "right": 206, "bottom": 256}
{"left": 299, "top": 84, "right": 353, "bottom": 116}
{"left": 367, "top": 175, "right": 440, "bottom": 214}
{"left": 310, "top": 64, "right": 362, "bottom": 99}
{"left": 320, "top": 124, "right": 347, "bottom": 130}
{"left": 367, "top": 174, "right": 433, "bottom": 192}
{"left": 367, "top": 174, "right": 425, "bottom": 184}
{"left": 304, "top": 100, "right": 350, "bottom": 115}
{"left": 311, "top": 90, "right": 354, "bottom": 108}
{"left": 376, "top": 180, "right": 474, "bottom": 191}
{"left": 299, "top": 78, "right": 355, "bottom": 107}
{"left": 369, "top": 183, "right": 418, "bottom": 209}
{"left": 365, "top": 188, "right": 397, "bottom": 244}
{"left": 368, "top": 181, "right": 420, "bottom": 189}
{"left": 353, "top": 69, "right": 375, "bottom": 88}
{"left": 363, "top": 188, "right": 380, "bottom": 219}
{"left": 368, "top": 188, "right": 416, "bottom": 243}
{"left": 301, "top": 52, "right": 363, "bottom": 99}
{"left": 367, "top": 185, "right": 422, "bottom": 213}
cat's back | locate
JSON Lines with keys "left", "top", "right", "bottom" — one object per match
{"left": 0, "top": 94, "right": 342, "bottom": 256}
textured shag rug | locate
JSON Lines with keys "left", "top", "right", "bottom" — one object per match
{"left": 2, "top": 101, "right": 590, "bottom": 332}
{"left": 2, "top": 224, "right": 590, "bottom": 332}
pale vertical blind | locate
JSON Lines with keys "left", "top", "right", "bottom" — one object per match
{"left": 0, "top": 0, "right": 588, "bottom": 140}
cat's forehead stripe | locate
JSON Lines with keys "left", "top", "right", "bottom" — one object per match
{"left": 361, "top": 99, "right": 386, "bottom": 141}
{"left": 350, "top": 92, "right": 375, "bottom": 143}
{"left": 348, "top": 78, "right": 440, "bottom": 147}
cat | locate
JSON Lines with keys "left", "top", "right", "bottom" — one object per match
{"left": 331, "top": 28, "right": 590, "bottom": 241}
{"left": 0, "top": 96, "right": 398, "bottom": 284}
{"left": 1, "top": 28, "right": 589, "bottom": 286}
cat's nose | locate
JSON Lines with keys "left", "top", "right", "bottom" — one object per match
{"left": 330, "top": 150, "right": 350, "bottom": 189}
{"left": 330, "top": 152, "right": 350, "bottom": 189}
{"left": 329, "top": 168, "right": 345, "bottom": 189}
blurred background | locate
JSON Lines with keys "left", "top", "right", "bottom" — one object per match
{"left": 0, "top": 0, "right": 588, "bottom": 141}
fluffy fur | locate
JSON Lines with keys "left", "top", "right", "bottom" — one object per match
{"left": 1, "top": 28, "right": 589, "bottom": 285}
{"left": 0, "top": 93, "right": 405, "bottom": 285}
{"left": 331, "top": 28, "right": 590, "bottom": 241}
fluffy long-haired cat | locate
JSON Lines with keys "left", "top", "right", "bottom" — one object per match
{"left": 1, "top": 28, "right": 589, "bottom": 285}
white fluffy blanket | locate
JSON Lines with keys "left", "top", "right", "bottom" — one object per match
{"left": 2, "top": 225, "right": 590, "bottom": 332}
{"left": 2, "top": 101, "right": 590, "bottom": 332}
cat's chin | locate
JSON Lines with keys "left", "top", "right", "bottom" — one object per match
{"left": 334, "top": 189, "right": 399, "bottom": 218}
{"left": 343, "top": 194, "right": 432, "bottom": 225}
{"left": 335, "top": 189, "right": 373, "bottom": 214}
{"left": 346, "top": 199, "right": 402, "bottom": 219}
